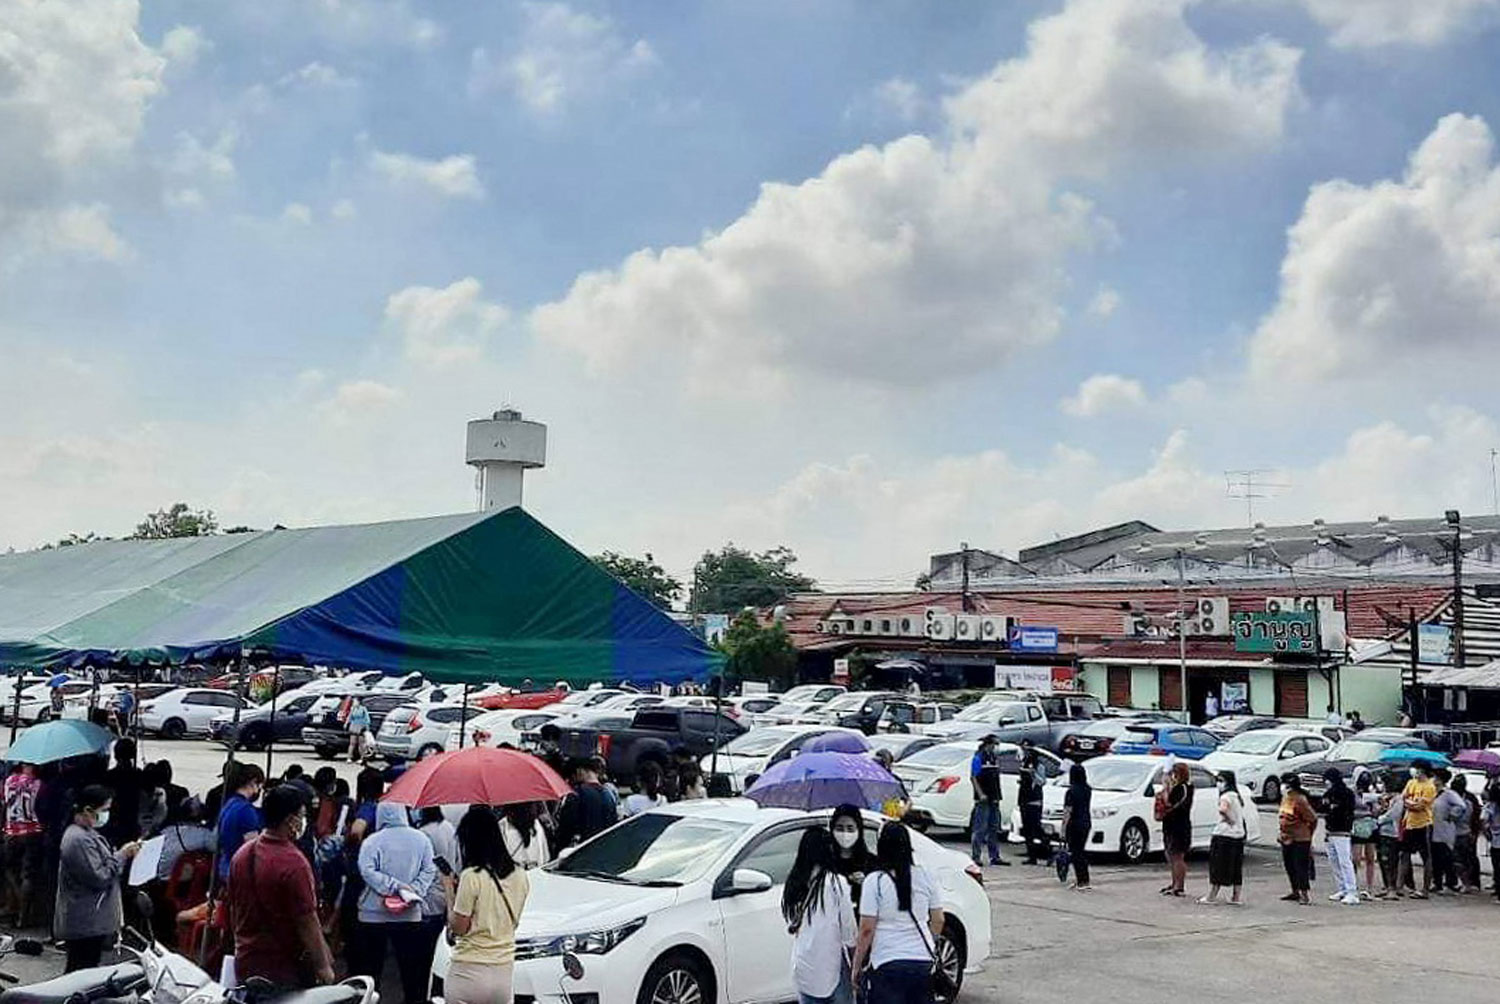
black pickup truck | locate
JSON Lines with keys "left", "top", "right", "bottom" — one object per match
{"left": 545, "top": 706, "right": 745, "bottom": 785}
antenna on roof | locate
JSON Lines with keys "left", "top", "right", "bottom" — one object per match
{"left": 1224, "top": 469, "right": 1290, "bottom": 527}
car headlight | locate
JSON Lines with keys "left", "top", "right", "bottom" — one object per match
{"left": 1091, "top": 807, "right": 1119, "bottom": 819}
{"left": 516, "top": 917, "right": 647, "bottom": 960}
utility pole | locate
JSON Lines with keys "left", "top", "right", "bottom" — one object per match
{"left": 1491, "top": 448, "right": 1498, "bottom": 516}
{"left": 1446, "top": 510, "right": 1466, "bottom": 667}
{"left": 960, "top": 542, "right": 973, "bottom": 613}
{"left": 1176, "top": 549, "right": 1188, "bottom": 723}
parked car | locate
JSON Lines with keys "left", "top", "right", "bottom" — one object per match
{"left": 140, "top": 687, "right": 250, "bottom": 738}
{"left": 780, "top": 684, "right": 847, "bottom": 705}
{"left": 375, "top": 703, "right": 486, "bottom": 761}
{"left": 866, "top": 732, "right": 942, "bottom": 763}
{"left": 896, "top": 740, "right": 1063, "bottom": 833}
{"left": 1294, "top": 729, "right": 1433, "bottom": 807}
{"left": 447, "top": 708, "right": 563, "bottom": 751}
{"left": 301, "top": 692, "right": 416, "bottom": 758}
{"left": 1274, "top": 718, "right": 1357, "bottom": 743}
{"left": 1058, "top": 718, "right": 1162, "bottom": 761}
{"left": 723, "top": 695, "right": 782, "bottom": 719}
{"left": 1199, "top": 728, "right": 1334, "bottom": 802}
{"left": 429, "top": 800, "right": 990, "bottom": 1004}
{"left": 798, "top": 691, "right": 900, "bottom": 734}
{"left": 1109, "top": 723, "right": 1221, "bottom": 760}
{"left": 208, "top": 689, "right": 325, "bottom": 750}
{"left": 532, "top": 708, "right": 636, "bottom": 751}
{"left": 877, "top": 701, "right": 959, "bottom": 734}
{"left": 702, "top": 725, "right": 868, "bottom": 794}
{"left": 1202, "top": 714, "right": 1284, "bottom": 739}
{"left": 1040, "top": 755, "right": 1262, "bottom": 863}
{"left": 554, "top": 706, "right": 746, "bottom": 786}
{"left": 550, "top": 688, "right": 627, "bottom": 710}
{"left": 473, "top": 687, "right": 571, "bottom": 711}
{"left": 924, "top": 692, "right": 1104, "bottom": 750}
{"left": 7, "top": 680, "right": 97, "bottom": 724}
{"left": 295, "top": 672, "right": 384, "bottom": 696}
{"left": 594, "top": 693, "right": 667, "bottom": 713}
{"left": 750, "top": 700, "right": 822, "bottom": 728}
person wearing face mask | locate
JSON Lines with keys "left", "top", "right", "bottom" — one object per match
{"left": 1198, "top": 770, "right": 1246, "bottom": 905}
{"left": 828, "top": 804, "right": 875, "bottom": 904}
{"left": 215, "top": 762, "right": 265, "bottom": 882}
{"left": 227, "top": 784, "right": 335, "bottom": 989}
{"left": 56, "top": 785, "right": 142, "bottom": 972}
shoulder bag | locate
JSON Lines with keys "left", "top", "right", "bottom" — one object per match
{"left": 900, "top": 871, "right": 958, "bottom": 1003}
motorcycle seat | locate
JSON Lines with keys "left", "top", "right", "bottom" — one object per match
{"left": 0, "top": 964, "right": 145, "bottom": 1004}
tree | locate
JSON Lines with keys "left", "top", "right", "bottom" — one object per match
{"left": 129, "top": 503, "right": 218, "bottom": 539}
{"left": 222, "top": 525, "right": 257, "bottom": 534}
{"left": 39, "top": 532, "right": 109, "bottom": 551}
{"left": 593, "top": 551, "right": 683, "bottom": 610}
{"left": 718, "top": 610, "right": 798, "bottom": 690}
{"left": 690, "top": 544, "right": 816, "bottom": 613}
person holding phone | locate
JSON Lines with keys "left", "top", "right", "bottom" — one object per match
{"left": 418, "top": 806, "right": 459, "bottom": 970}
{"left": 443, "top": 806, "right": 531, "bottom": 1004}
{"left": 56, "top": 785, "right": 141, "bottom": 972}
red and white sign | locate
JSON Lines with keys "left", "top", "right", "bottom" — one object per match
{"left": 995, "top": 664, "right": 1075, "bottom": 692}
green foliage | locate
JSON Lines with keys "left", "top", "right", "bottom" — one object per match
{"left": 718, "top": 610, "right": 798, "bottom": 690}
{"left": 690, "top": 544, "right": 815, "bottom": 613}
{"left": 40, "top": 532, "right": 109, "bottom": 551}
{"left": 129, "top": 502, "right": 218, "bottom": 540}
{"left": 593, "top": 550, "right": 683, "bottom": 610}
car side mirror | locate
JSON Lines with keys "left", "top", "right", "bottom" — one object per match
{"left": 1143, "top": 783, "right": 1155, "bottom": 798}
{"left": 1280, "top": 749, "right": 1295, "bottom": 759}
{"left": 726, "top": 868, "right": 774, "bottom": 896}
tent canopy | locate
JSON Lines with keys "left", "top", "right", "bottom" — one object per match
{"left": 0, "top": 508, "right": 718, "bottom": 686}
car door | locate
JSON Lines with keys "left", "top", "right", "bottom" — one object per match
{"left": 1188, "top": 766, "right": 1220, "bottom": 845}
{"left": 275, "top": 695, "right": 317, "bottom": 738}
{"left": 714, "top": 823, "right": 811, "bottom": 1004}
{"left": 1283, "top": 735, "right": 1329, "bottom": 772}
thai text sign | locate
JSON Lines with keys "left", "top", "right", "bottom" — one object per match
{"left": 1232, "top": 611, "right": 1317, "bottom": 653}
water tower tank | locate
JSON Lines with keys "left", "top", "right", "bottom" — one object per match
{"left": 465, "top": 409, "right": 547, "bottom": 511}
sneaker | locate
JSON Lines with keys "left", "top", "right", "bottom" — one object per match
{"left": 1342, "top": 894, "right": 1361, "bottom": 906}
{"left": 1196, "top": 896, "right": 1218, "bottom": 905}
{"left": 1279, "top": 892, "right": 1300, "bottom": 902}
{"left": 1358, "top": 890, "right": 1372, "bottom": 901}
{"left": 1328, "top": 892, "right": 1344, "bottom": 901}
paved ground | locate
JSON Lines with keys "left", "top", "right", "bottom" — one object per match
{"left": 3, "top": 738, "right": 1497, "bottom": 1001}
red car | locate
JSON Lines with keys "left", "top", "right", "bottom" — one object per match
{"left": 475, "top": 688, "right": 568, "bottom": 711}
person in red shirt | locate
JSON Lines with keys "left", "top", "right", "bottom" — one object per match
{"left": 228, "top": 785, "right": 334, "bottom": 989}
{"left": 2, "top": 764, "right": 43, "bottom": 927}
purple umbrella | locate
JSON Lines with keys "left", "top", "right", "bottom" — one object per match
{"left": 1453, "top": 748, "right": 1500, "bottom": 772}
{"left": 745, "top": 752, "right": 905, "bottom": 811}
{"left": 802, "top": 731, "right": 871, "bottom": 755}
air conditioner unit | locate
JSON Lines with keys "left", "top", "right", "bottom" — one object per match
{"left": 815, "top": 620, "right": 829, "bottom": 634}
{"left": 897, "top": 615, "right": 924, "bottom": 638}
{"left": 876, "top": 617, "right": 898, "bottom": 637}
{"left": 1264, "top": 597, "right": 1296, "bottom": 615}
{"left": 1320, "top": 610, "right": 1347, "bottom": 651}
{"left": 827, "top": 620, "right": 845, "bottom": 635}
{"left": 1123, "top": 613, "right": 1149, "bottom": 636}
{"left": 924, "top": 606, "right": 949, "bottom": 623}
{"left": 978, "top": 614, "right": 1012, "bottom": 643}
{"left": 1296, "top": 596, "right": 1336, "bottom": 619}
{"left": 953, "top": 614, "right": 981, "bottom": 642}
{"left": 1188, "top": 597, "right": 1230, "bottom": 636}
{"left": 925, "top": 614, "right": 956, "bottom": 641}
{"left": 857, "top": 617, "right": 876, "bottom": 635}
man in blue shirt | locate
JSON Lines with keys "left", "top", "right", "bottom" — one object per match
{"left": 216, "top": 762, "right": 265, "bottom": 881}
{"left": 970, "top": 735, "right": 1010, "bottom": 867}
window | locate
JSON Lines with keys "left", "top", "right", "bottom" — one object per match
{"left": 284, "top": 697, "right": 314, "bottom": 714}
{"left": 1192, "top": 730, "right": 1218, "bottom": 748}
{"left": 1307, "top": 736, "right": 1329, "bottom": 753}
{"left": 1189, "top": 767, "right": 1217, "bottom": 788}
{"left": 734, "top": 826, "right": 810, "bottom": 886}
{"left": 428, "top": 707, "right": 464, "bottom": 724}
{"left": 1026, "top": 707, "right": 1043, "bottom": 722}
{"left": 1039, "top": 698, "right": 1068, "bottom": 719}
{"left": 514, "top": 714, "right": 549, "bottom": 730}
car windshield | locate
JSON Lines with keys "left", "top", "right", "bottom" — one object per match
{"left": 1081, "top": 720, "right": 1135, "bottom": 737}
{"left": 1082, "top": 760, "right": 1155, "bottom": 792}
{"left": 722, "top": 728, "right": 800, "bottom": 755}
{"left": 955, "top": 701, "right": 1025, "bottom": 722}
{"left": 1329, "top": 740, "right": 1392, "bottom": 762}
{"left": 782, "top": 686, "right": 828, "bottom": 703}
{"left": 899, "top": 744, "right": 970, "bottom": 769}
{"left": 1220, "top": 732, "right": 1286, "bottom": 754}
{"left": 821, "top": 694, "right": 866, "bottom": 712}
{"left": 551, "top": 812, "right": 747, "bottom": 885}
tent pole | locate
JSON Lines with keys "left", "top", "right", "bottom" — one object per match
{"left": 458, "top": 683, "right": 471, "bottom": 748}
{"left": 9, "top": 672, "right": 22, "bottom": 744}
{"left": 264, "top": 664, "right": 280, "bottom": 778}
{"left": 133, "top": 663, "right": 143, "bottom": 756}
{"left": 201, "top": 652, "right": 246, "bottom": 967}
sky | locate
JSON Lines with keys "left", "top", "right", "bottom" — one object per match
{"left": 7, "top": 0, "right": 1500, "bottom": 592}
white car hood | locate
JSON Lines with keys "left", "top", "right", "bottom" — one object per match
{"left": 1199, "top": 751, "right": 1264, "bottom": 770}
{"left": 519, "top": 871, "right": 679, "bottom": 937}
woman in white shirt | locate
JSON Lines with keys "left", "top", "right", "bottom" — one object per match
{"left": 852, "top": 822, "right": 943, "bottom": 1004}
{"left": 1198, "top": 769, "right": 1247, "bottom": 905}
{"left": 500, "top": 802, "right": 550, "bottom": 869}
{"left": 783, "top": 829, "right": 856, "bottom": 1004}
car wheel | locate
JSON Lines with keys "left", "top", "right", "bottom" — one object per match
{"left": 161, "top": 718, "right": 186, "bottom": 740}
{"left": 1120, "top": 819, "right": 1149, "bottom": 864}
{"left": 241, "top": 727, "right": 267, "bottom": 752}
{"left": 33, "top": 710, "right": 51, "bottom": 724}
{"left": 934, "top": 918, "right": 967, "bottom": 1004}
{"left": 417, "top": 743, "right": 443, "bottom": 759}
{"left": 638, "top": 952, "right": 712, "bottom": 1004}
{"left": 1262, "top": 776, "right": 1282, "bottom": 804}
{"left": 314, "top": 746, "right": 339, "bottom": 760}
{"left": 907, "top": 815, "right": 932, "bottom": 834}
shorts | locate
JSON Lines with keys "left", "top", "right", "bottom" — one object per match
{"left": 1162, "top": 828, "right": 1191, "bottom": 856}
{"left": 1401, "top": 827, "right": 1432, "bottom": 856}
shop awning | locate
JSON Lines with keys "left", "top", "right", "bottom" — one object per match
{"left": 1420, "top": 662, "right": 1500, "bottom": 690}
{"left": 0, "top": 508, "right": 719, "bottom": 686}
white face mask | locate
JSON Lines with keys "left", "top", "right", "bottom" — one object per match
{"left": 290, "top": 815, "right": 307, "bottom": 841}
{"left": 832, "top": 828, "right": 859, "bottom": 850}
{"left": 94, "top": 809, "right": 110, "bottom": 828}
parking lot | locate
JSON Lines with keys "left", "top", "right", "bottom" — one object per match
{"left": 3, "top": 737, "right": 1498, "bottom": 1002}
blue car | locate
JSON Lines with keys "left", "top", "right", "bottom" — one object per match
{"left": 1110, "top": 723, "right": 1221, "bottom": 760}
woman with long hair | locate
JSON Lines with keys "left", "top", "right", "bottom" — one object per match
{"left": 1061, "top": 763, "right": 1092, "bottom": 891}
{"left": 851, "top": 822, "right": 944, "bottom": 1004}
{"left": 1278, "top": 772, "right": 1318, "bottom": 905}
{"left": 783, "top": 829, "right": 856, "bottom": 1004}
{"left": 1198, "top": 770, "right": 1247, "bottom": 905}
{"left": 828, "top": 804, "right": 875, "bottom": 902}
{"left": 500, "top": 802, "right": 550, "bottom": 869}
{"left": 442, "top": 806, "right": 531, "bottom": 1004}
{"left": 1158, "top": 762, "right": 1193, "bottom": 897}
{"left": 1351, "top": 770, "right": 1380, "bottom": 899}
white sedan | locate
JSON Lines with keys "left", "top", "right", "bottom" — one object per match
{"left": 139, "top": 687, "right": 250, "bottom": 738}
{"left": 1199, "top": 728, "right": 1333, "bottom": 803}
{"left": 1040, "top": 755, "right": 1262, "bottom": 864}
{"left": 700, "top": 725, "right": 867, "bottom": 794}
{"left": 445, "top": 708, "right": 563, "bottom": 751}
{"left": 432, "top": 799, "right": 990, "bottom": 1004}
{"left": 895, "top": 741, "right": 1063, "bottom": 832}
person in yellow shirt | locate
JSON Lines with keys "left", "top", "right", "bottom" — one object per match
{"left": 1398, "top": 762, "right": 1437, "bottom": 899}
{"left": 442, "top": 807, "right": 531, "bottom": 1004}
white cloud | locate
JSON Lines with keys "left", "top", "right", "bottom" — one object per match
{"left": 384, "top": 278, "right": 509, "bottom": 367}
{"left": 1286, "top": 0, "right": 1500, "bottom": 48}
{"left": 533, "top": 0, "right": 1300, "bottom": 392}
{"left": 369, "top": 150, "right": 485, "bottom": 199}
{"left": 330, "top": 199, "right": 358, "bottom": 221}
{"left": 317, "top": 380, "right": 404, "bottom": 426}
{"left": 6, "top": 204, "right": 132, "bottom": 267}
{"left": 277, "top": 61, "right": 356, "bottom": 89}
{"left": 280, "top": 202, "right": 313, "bottom": 225}
{"left": 160, "top": 25, "right": 211, "bottom": 70}
{"left": 873, "top": 78, "right": 924, "bottom": 122}
{"left": 469, "top": 1, "right": 658, "bottom": 116}
{"left": 1060, "top": 373, "right": 1147, "bottom": 416}
{"left": 1249, "top": 113, "right": 1500, "bottom": 382}
{"left": 164, "top": 187, "right": 204, "bottom": 211}
{"left": 1087, "top": 286, "right": 1121, "bottom": 318}
{"left": 169, "top": 129, "right": 237, "bottom": 181}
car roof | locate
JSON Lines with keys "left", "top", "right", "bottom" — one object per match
{"left": 1088, "top": 753, "right": 1175, "bottom": 766}
{"left": 1223, "top": 728, "right": 1312, "bottom": 740}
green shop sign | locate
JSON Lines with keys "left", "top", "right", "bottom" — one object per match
{"left": 1232, "top": 611, "right": 1317, "bottom": 653}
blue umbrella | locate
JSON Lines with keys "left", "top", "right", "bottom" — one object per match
{"left": 1376, "top": 748, "right": 1450, "bottom": 767}
{"left": 5, "top": 720, "right": 113, "bottom": 765}
{"left": 746, "top": 752, "right": 905, "bottom": 811}
{"left": 46, "top": 674, "right": 71, "bottom": 689}
{"left": 802, "top": 731, "right": 871, "bottom": 755}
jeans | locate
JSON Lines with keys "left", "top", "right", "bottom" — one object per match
{"left": 1020, "top": 804, "right": 1051, "bottom": 863}
{"left": 357, "top": 921, "right": 430, "bottom": 1004}
{"left": 970, "top": 802, "right": 1002, "bottom": 864}
{"left": 867, "top": 960, "right": 932, "bottom": 1004}
{"left": 1325, "top": 834, "right": 1357, "bottom": 897}
{"left": 799, "top": 964, "right": 854, "bottom": 1004}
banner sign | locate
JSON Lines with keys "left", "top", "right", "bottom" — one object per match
{"left": 833, "top": 658, "right": 850, "bottom": 684}
{"left": 1417, "top": 623, "right": 1452, "bottom": 666}
{"left": 1232, "top": 611, "right": 1317, "bottom": 653}
{"left": 995, "top": 664, "right": 1072, "bottom": 691}
{"left": 1009, "top": 625, "right": 1060, "bottom": 653}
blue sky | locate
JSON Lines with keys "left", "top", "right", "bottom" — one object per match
{"left": 7, "top": 0, "right": 1500, "bottom": 589}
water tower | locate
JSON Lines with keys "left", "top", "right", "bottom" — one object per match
{"left": 465, "top": 409, "right": 546, "bottom": 511}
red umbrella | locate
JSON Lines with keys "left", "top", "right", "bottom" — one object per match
{"left": 380, "top": 747, "right": 571, "bottom": 808}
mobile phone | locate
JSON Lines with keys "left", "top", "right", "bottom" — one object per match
{"left": 434, "top": 855, "right": 453, "bottom": 876}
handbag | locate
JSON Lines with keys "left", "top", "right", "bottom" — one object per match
{"left": 1352, "top": 817, "right": 1378, "bottom": 841}
{"left": 904, "top": 905, "right": 958, "bottom": 1002}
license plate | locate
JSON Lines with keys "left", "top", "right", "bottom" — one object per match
{"left": 1078, "top": 739, "right": 1095, "bottom": 749}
